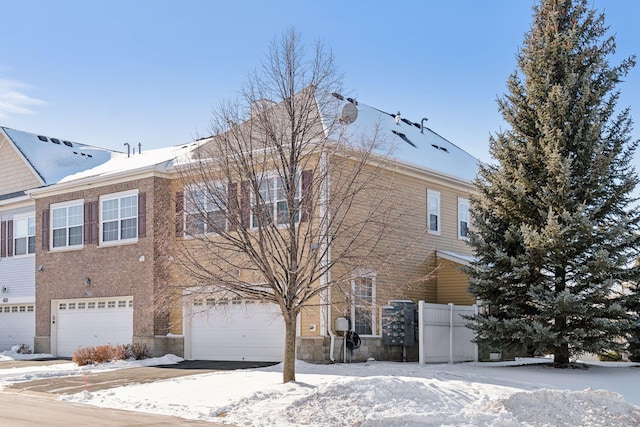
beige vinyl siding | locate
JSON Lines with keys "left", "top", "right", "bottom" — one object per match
{"left": 0, "top": 138, "right": 41, "bottom": 195}
{"left": 436, "top": 260, "right": 476, "bottom": 305}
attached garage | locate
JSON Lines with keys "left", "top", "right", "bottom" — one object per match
{"left": 0, "top": 303, "right": 35, "bottom": 351}
{"left": 51, "top": 297, "right": 133, "bottom": 357}
{"left": 184, "top": 298, "right": 285, "bottom": 362}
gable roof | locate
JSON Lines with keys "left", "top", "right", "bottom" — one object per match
{"left": 336, "top": 96, "right": 480, "bottom": 182}
{"left": 1, "top": 127, "right": 114, "bottom": 186}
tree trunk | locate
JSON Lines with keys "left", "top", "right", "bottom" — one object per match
{"left": 282, "top": 316, "right": 297, "bottom": 383}
{"left": 554, "top": 320, "right": 570, "bottom": 369}
{"left": 554, "top": 344, "right": 570, "bottom": 368}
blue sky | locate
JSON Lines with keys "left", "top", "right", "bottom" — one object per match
{"left": 1, "top": 0, "right": 639, "bottom": 163}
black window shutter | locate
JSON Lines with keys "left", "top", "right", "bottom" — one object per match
{"left": 7, "top": 220, "right": 13, "bottom": 257}
{"left": 301, "top": 169, "right": 313, "bottom": 222}
{"left": 84, "top": 201, "right": 99, "bottom": 244}
{"left": 227, "top": 182, "right": 238, "bottom": 232}
{"left": 175, "top": 191, "right": 184, "bottom": 237}
{"left": 0, "top": 220, "right": 6, "bottom": 258}
{"left": 240, "top": 181, "right": 250, "bottom": 228}
{"left": 138, "top": 192, "right": 146, "bottom": 238}
{"left": 42, "top": 209, "right": 50, "bottom": 250}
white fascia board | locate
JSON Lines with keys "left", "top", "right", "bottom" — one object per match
{"left": 27, "top": 164, "right": 171, "bottom": 199}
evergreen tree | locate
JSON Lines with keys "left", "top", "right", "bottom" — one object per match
{"left": 468, "top": 0, "right": 640, "bottom": 367}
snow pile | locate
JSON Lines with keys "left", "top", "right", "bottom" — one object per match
{"left": 2, "top": 354, "right": 639, "bottom": 426}
{"left": 495, "top": 388, "right": 640, "bottom": 426}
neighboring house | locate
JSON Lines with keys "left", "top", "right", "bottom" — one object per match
{"left": 2, "top": 92, "right": 478, "bottom": 362}
{"left": 0, "top": 127, "right": 112, "bottom": 351}
{"left": 27, "top": 143, "right": 192, "bottom": 357}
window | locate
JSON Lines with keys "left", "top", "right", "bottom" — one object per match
{"left": 13, "top": 215, "right": 35, "bottom": 255}
{"left": 458, "top": 197, "right": 470, "bottom": 240}
{"left": 251, "top": 175, "right": 300, "bottom": 228}
{"left": 427, "top": 190, "right": 440, "bottom": 234}
{"left": 352, "top": 274, "right": 376, "bottom": 335}
{"left": 51, "top": 201, "right": 84, "bottom": 249}
{"left": 100, "top": 191, "right": 138, "bottom": 244}
{"left": 185, "top": 185, "right": 227, "bottom": 235}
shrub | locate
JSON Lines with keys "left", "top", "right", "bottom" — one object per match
{"left": 72, "top": 343, "right": 150, "bottom": 366}
{"left": 597, "top": 350, "right": 622, "bottom": 362}
{"left": 12, "top": 344, "right": 32, "bottom": 354}
{"left": 129, "top": 342, "right": 151, "bottom": 360}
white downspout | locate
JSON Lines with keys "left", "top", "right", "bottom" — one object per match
{"left": 319, "top": 148, "right": 335, "bottom": 362}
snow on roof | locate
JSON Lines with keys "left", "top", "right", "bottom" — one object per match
{"left": 341, "top": 99, "right": 480, "bottom": 182}
{"left": 2, "top": 127, "right": 113, "bottom": 185}
{"left": 58, "top": 144, "right": 194, "bottom": 183}
{"left": 437, "top": 250, "right": 477, "bottom": 266}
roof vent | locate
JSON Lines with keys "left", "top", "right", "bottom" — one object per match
{"left": 51, "top": 138, "right": 61, "bottom": 144}
{"left": 37, "top": 135, "right": 48, "bottom": 142}
{"left": 63, "top": 140, "right": 73, "bottom": 147}
{"left": 431, "top": 143, "right": 449, "bottom": 153}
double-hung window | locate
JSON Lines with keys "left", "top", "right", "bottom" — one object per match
{"left": 427, "top": 189, "right": 440, "bottom": 235}
{"left": 458, "top": 197, "right": 470, "bottom": 240}
{"left": 51, "top": 201, "right": 84, "bottom": 249}
{"left": 100, "top": 190, "right": 138, "bottom": 244}
{"left": 13, "top": 215, "right": 35, "bottom": 255}
{"left": 185, "top": 185, "right": 227, "bottom": 235}
{"left": 352, "top": 274, "right": 376, "bottom": 336}
{"left": 252, "top": 174, "right": 300, "bottom": 228}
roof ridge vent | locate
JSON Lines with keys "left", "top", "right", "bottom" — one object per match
{"left": 37, "top": 135, "right": 48, "bottom": 142}
{"left": 63, "top": 140, "right": 73, "bottom": 147}
{"left": 51, "top": 138, "right": 61, "bottom": 144}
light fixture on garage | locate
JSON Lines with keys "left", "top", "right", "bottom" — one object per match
{"left": 83, "top": 278, "right": 91, "bottom": 287}
{"left": 1, "top": 286, "right": 7, "bottom": 293}
{"left": 37, "top": 265, "right": 44, "bottom": 272}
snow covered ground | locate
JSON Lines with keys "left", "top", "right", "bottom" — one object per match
{"left": 1, "top": 349, "right": 639, "bottom": 426}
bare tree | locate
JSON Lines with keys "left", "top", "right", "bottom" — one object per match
{"left": 171, "top": 29, "right": 413, "bottom": 382}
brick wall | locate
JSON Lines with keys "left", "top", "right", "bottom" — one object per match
{"left": 34, "top": 176, "right": 179, "bottom": 355}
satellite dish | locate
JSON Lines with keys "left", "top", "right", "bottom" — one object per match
{"left": 340, "top": 103, "right": 358, "bottom": 124}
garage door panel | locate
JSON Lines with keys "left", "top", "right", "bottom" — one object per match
{"left": 189, "top": 301, "right": 285, "bottom": 362}
{"left": 0, "top": 304, "right": 35, "bottom": 351}
{"left": 55, "top": 298, "right": 133, "bottom": 357}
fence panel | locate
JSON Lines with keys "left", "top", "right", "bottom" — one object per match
{"left": 419, "top": 301, "right": 477, "bottom": 364}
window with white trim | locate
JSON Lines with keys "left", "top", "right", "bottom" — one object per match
{"left": 51, "top": 200, "right": 84, "bottom": 249}
{"left": 100, "top": 190, "right": 138, "bottom": 244}
{"left": 13, "top": 215, "right": 35, "bottom": 255}
{"left": 427, "top": 189, "right": 440, "bottom": 235}
{"left": 458, "top": 197, "right": 470, "bottom": 240}
{"left": 185, "top": 184, "right": 227, "bottom": 235}
{"left": 251, "top": 174, "right": 300, "bottom": 228}
{"left": 351, "top": 274, "right": 376, "bottom": 336}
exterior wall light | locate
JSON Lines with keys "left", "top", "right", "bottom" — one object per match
{"left": 84, "top": 278, "right": 91, "bottom": 287}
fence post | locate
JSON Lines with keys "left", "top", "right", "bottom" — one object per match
{"left": 473, "top": 304, "right": 479, "bottom": 362}
{"left": 418, "top": 301, "right": 425, "bottom": 364}
{"left": 448, "top": 303, "right": 454, "bottom": 364}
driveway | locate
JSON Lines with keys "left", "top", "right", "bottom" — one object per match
{"left": 4, "top": 359, "right": 277, "bottom": 395}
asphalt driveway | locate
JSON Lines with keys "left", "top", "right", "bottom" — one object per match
{"left": 4, "top": 359, "right": 277, "bottom": 395}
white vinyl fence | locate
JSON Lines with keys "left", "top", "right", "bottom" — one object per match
{"left": 418, "top": 302, "right": 478, "bottom": 364}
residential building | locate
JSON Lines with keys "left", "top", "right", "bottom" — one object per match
{"left": 2, "top": 91, "right": 479, "bottom": 363}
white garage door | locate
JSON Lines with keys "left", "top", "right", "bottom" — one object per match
{"left": 0, "top": 303, "right": 35, "bottom": 351}
{"left": 53, "top": 297, "right": 133, "bottom": 357}
{"left": 188, "top": 298, "right": 285, "bottom": 362}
